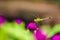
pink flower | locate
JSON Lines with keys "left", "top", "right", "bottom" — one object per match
{"left": 34, "top": 29, "right": 47, "bottom": 40}
{"left": 27, "top": 22, "right": 38, "bottom": 30}
{"left": 0, "top": 15, "right": 5, "bottom": 24}
{"left": 16, "top": 19, "right": 23, "bottom": 24}
{"left": 52, "top": 34, "right": 60, "bottom": 40}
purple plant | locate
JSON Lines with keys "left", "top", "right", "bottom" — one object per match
{"left": 0, "top": 15, "right": 5, "bottom": 24}
{"left": 34, "top": 29, "right": 47, "bottom": 40}
{"left": 15, "top": 19, "right": 23, "bottom": 24}
{"left": 52, "top": 34, "right": 60, "bottom": 40}
{"left": 27, "top": 22, "right": 47, "bottom": 40}
{"left": 27, "top": 22, "right": 38, "bottom": 30}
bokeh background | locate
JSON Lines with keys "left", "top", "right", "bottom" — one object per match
{"left": 0, "top": 0, "right": 60, "bottom": 40}
{"left": 0, "top": 0, "right": 60, "bottom": 23}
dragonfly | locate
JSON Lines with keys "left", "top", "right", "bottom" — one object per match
{"left": 34, "top": 17, "right": 52, "bottom": 23}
